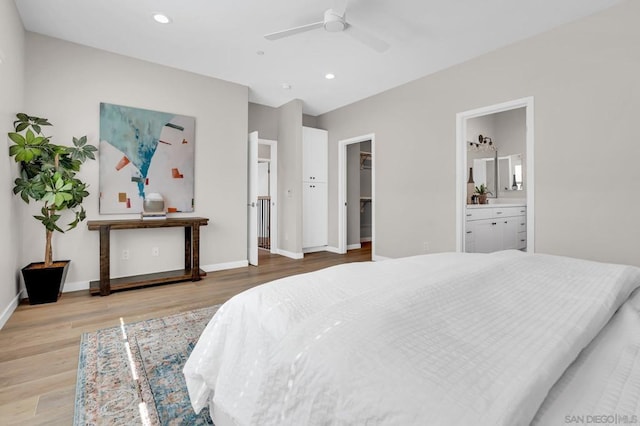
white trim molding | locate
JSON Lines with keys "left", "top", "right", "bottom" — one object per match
{"left": 303, "top": 246, "right": 329, "bottom": 254}
{"left": 372, "top": 254, "right": 391, "bottom": 261}
{"left": 203, "top": 260, "right": 249, "bottom": 272}
{"left": 0, "top": 292, "right": 22, "bottom": 330}
{"left": 277, "top": 249, "right": 304, "bottom": 260}
{"left": 347, "top": 243, "right": 362, "bottom": 250}
{"left": 62, "top": 260, "right": 250, "bottom": 293}
{"left": 456, "top": 96, "right": 535, "bottom": 254}
{"left": 338, "top": 133, "right": 376, "bottom": 258}
{"left": 64, "top": 280, "right": 91, "bottom": 293}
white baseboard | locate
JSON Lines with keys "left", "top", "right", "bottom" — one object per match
{"left": 63, "top": 280, "right": 90, "bottom": 293}
{"left": 360, "top": 237, "right": 372, "bottom": 243}
{"left": 202, "top": 260, "right": 248, "bottom": 272}
{"left": 277, "top": 249, "right": 304, "bottom": 259}
{"left": 373, "top": 254, "right": 391, "bottom": 261}
{"left": 302, "top": 246, "right": 329, "bottom": 254}
{"left": 0, "top": 292, "right": 22, "bottom": 330}
{"left": 347, "top": 243, "right": 362, "bottom": 250}
{"left": 324, "top": 246, "right": 342, "bottom": 254}
{"left": 62, "top": 260, "right": 250, "bottom": 293}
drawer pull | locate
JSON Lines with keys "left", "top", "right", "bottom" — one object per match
{"left": 491, "top": 222, "right": 497, "bottom": 225}
{"left": 496, "top": 212, "right": 503, "bottom": 215}
{"left": 466, "top": 231, "right": 472, "bottom": 234}
{"left": 466, "top": 213, "right": 472, "bottom": 217}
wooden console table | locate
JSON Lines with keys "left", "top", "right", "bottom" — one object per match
{"left": 87, "top": 217, "right": 209, "bottom": 295}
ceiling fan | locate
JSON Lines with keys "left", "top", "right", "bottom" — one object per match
{"left": 264, "top": 1, "right": 390, "bottom": 53}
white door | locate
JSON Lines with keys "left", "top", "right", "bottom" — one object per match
{"left": 248, "top": 131, "right": 258, "bottom": 266}
{"left": 302, "top": 182, "right": 328, "bottom": 248}
{"left": 338, "top": 134, "right": 375, "bottom": 256}
{"left": 302, "top": 127, "right": 328, "bottom": 182}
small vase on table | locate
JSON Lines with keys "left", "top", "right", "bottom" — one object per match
{"left": 466, "top": 167, "right": 475, "bottom": 204}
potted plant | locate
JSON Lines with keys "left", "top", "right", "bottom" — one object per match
{"left": 8, "top": 113, "right": 96, "bottom": 304}
{"left": 474, "top": 184, "right": 492, "bottom": 204}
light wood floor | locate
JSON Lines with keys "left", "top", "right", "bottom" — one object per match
{"left": 0, "top": 244, "right": 371, "bottom": 425}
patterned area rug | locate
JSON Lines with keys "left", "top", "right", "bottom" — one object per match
{"left": 74, "top": 305, "right": 219, "bottom": 425}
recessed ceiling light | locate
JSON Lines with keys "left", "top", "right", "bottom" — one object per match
{"left": 152, "top": 13, "right": 171, "bottom": 24}
{"left": 256, "top": 50, "right": 265, "bottom": 56}
{"left": 281, "top": 83, "right": 292, "bottom": 90}
{"left": 325, "top": 73, "right": 335, "bottom": 80}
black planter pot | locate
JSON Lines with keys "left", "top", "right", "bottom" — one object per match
{"left": 21, "top": 260, "right": 70, "bottom": 305}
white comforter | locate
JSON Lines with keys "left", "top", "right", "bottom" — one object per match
{"left": 183, "top": 251, "right": 640, "bottom": 425}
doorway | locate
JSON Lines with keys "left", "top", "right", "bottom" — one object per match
{"left": 338, "top": 133, "right": 376, "bottom": 259}
{"left": 455, "top": 97, "right": 535, "bottom": 253}
{"left": 248, "top": 133, "right": 278, "bottom": 266}
{"left": 258, "top": 139, "right": 277, "bottom": 254}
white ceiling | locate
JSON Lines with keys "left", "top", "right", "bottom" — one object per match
{"left": 15, "top": 0, "right": 621, "bottom": 116}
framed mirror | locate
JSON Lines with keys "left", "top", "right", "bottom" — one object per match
{"left": 498, "top": 154, "right": 523, "bottom": 191}
{"left": 468, "top": 149, "right": 498, "bottom": 198}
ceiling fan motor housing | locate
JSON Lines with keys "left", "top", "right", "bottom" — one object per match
{"left": 324, "top": 9, "right": 346, "bottom": 32}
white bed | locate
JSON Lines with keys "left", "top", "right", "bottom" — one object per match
{"left": 183, "top": 250, "right": 640, "bottom": 425}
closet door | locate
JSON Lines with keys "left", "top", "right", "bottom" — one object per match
{"left": 303, "top": 182, "right": 328, "bottom": 248}
{"left": 302, "top": 127, "right": 328, "bottom": 182}
{"left": 302, "top": 127, "right": 328, "bottom": 250}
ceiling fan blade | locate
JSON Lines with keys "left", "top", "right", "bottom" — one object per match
{"left": 264, "top": 21, "right": 324, "bottom": 40}
{"left": 345, "top": 24, "right": 390, "bottom": 53}
{"left": 331, "top": 0, "right": 348, "bottom": 17}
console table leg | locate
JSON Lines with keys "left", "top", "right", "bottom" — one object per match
{"left": 99, "top": 226, "right": 111, "bottom": 296}
{"left": 192, "top": 224, "right": 201, "bottom": 281}
{"left": 184, "top": 225, "right": 192, "bottom": 272}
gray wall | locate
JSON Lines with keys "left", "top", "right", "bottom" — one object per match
{"left": 21, "top": 33, "right": 249, "bottom": 290}
{"left": 249, "top": 103, "right": 317, "bottom": 143}
{"left": 318, "top": 0, "right": 640, "bottom": 265}
{"left": 277, "top": 99, "right": 303, "bottom": 255}
{"left": 0, "top": 0, "right": 26, "bottom": 325}
{"left": 303, "top": 114, "right": 319, "bottom": 128}
{"left": 249, "top": 102, "right": 278, "bottom": 141}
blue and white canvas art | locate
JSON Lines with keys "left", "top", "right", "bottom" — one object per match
{"left": 99, "top": 103, "right": 196, "bottom": 214}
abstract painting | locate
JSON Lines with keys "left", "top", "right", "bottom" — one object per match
{"left": 99, "top": 103, "right": 195, "bottom": 214}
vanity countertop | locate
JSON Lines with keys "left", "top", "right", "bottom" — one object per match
{"left": 467, "top": 202, "right": 526, "bottom": 209}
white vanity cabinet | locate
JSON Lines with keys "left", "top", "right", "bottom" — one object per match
{"left": 302, "top": 127, "right": 328, "bottom": 250}
{"left": 465, "top": 205, "right": 526, "bottom": 253}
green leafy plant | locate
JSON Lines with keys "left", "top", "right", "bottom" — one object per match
{"left": 8, "top": 113, "right": 97, "bottom": 267}
{"left": 474, "top": 184, "right": 492, "bottom": 195}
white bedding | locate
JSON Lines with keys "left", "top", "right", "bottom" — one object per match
{"left": 533, "top": 288, "right": 640, "bottom": 424}
{"left": 183, "top": 251, "right": 640, "bottom": 425}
